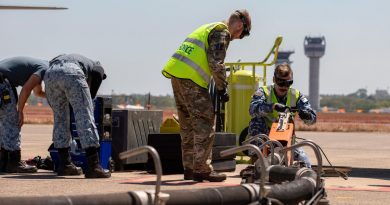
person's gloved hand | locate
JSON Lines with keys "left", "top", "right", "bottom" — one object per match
{"left": 273, "top": 103, "right": 288, "bottom": 112}
{"left": 218, "top": 89, "right": 229, "bottom": 103}
{"left": 299, "top": 110, "right": 312, "bottom": 120}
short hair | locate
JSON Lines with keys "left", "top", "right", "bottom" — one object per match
{"left": 229, "top": 9, "right": 251, "bottom": 30}
{"left": 274, "top": 63, "right": 293, "bottom": 78}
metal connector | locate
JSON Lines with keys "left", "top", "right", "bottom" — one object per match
{"left": 119, "top": 146, "right": 169, "bottom": 205}
{"left": 220, "top": 144, "right": 269, "bottom": 200}
{"left": 281, "top": 140, "right": 323, "bottom": 191}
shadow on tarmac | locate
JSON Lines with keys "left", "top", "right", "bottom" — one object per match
{"left": 119, "top": 179, "right": 199, "bottom": 186}
{"left": 1, "top": 174, "right": 78, "bottom": 180}
{"left": 349, "top": 167, "right": 390, "bottom": 180}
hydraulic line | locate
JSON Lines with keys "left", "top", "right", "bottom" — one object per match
{"left": 281, "top": 140, "right": 323, "bottom": 190}
{"left": 164, "top": 186, "right": 256, "bottom": 205}
{"left": 0, "top": 185, "right": 258, "bottom": 205}
{"left": 1, "top": 193, "right": 137, "bottom": 205}
{"left": 268, "top": 165, "right": 299, "bottom": 183}
{"left": 267, "top": 165, "right": 317, "bottom": 184}
{"left": 0, "top": 181, "right": 318, "bottom": 205}
{"left": 267, "top": 178, "right": 316, "bottom": 204}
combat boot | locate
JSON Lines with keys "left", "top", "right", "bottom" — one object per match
{"left": 184, "top": 169, "right": 193, "bottom": 180}
{"left": 0, "top": 147, "right": 8, "bottom": 172}
{"left": 5, "top": 150, "right": 38, "bottom": 173}
{"left": 85, "top": 147, "right": 111, "bottom": 178}
{"left": 57, "top": 147, "right": 82, "bottom": 176}
{"left": 193, "top": 171, "right": 227, "bottom": 182}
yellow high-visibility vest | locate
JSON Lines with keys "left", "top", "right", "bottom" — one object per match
{"left": 162, "top": 22, "right": 228, "bottom": 89}
{"left": 263, "top": 85, "right": 300, "bottom": 127}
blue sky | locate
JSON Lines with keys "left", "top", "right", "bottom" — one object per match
{"left": 1, "top": 0, "right": 389, "bottom": 96}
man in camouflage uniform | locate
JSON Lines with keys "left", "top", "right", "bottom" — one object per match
{"left": 0, "top": 56, "right": 48, "bottom": 173}
{"left": 163, "top": 10, "right": 251, "bottom": 182}
{"left": 44, "top": 54, "right": 110, "bottom": 178}
{"left": 249, "top": 63, "right": 316, "bottom": 167}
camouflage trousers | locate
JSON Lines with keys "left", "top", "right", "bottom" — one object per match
{"left": 171, "top": 77, "right": 214, "bottom": 174}
{"left": 0, "top": 81, "right": 21, "bottom": 151}
{"left": 44, "top": 62, "right": 100, "bottom": 149}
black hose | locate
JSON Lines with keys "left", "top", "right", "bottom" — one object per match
{"left": 0, "top": 186, "right": 255, "bottom": 205}
{"left": 268, "top": 165, "right": 299, "bottom": 183}
{"left": 0, "top": 186, "right": 257, "bottom": 205}
{"left": 0, "top": 180, "right": 317, "bottom": 205}
{"left": 268, "top": 178, "right": 316, "bottom": 204}
{"left": 164, "top": 186, "right": 254, "bottom": 205}
{"left": 266, "top": 166, "right": 318, "bottom": 204}
{"left": 268, "top": 166, "right": 317, "bottom": 184}
{"left": 1, "top": 192, "right": 136, "bottom": 205}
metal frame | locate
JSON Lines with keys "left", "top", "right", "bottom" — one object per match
{"left": 225, "top": 36, "right": 283, "bottom": 86}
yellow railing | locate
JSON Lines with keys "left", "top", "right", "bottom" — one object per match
{"left": 225, "top": 36, "right": 283, "bottom": 85}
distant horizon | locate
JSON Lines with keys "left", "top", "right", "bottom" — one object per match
{"left": 2, "top": 0, "right": 390, "bottom": 96}
{"left": 104, "top": 85, "right": 389, "bottom": 96}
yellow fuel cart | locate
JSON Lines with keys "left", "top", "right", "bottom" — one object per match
{"left": 218, "top": 36, "right": 283, "bottom": 147}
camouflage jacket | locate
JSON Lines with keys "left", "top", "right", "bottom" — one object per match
{"left": 207, "top": 25, "right": 230, "bottom": 91}
{"left": 248, "top": 85, "right": 317, "bottom": 136}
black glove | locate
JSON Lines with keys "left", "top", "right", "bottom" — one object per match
{"left": 273, "top": 103, "right": 288, "bottom": 112}
{"left": 299, "top": 110, "right": 312, "bottom": 120}
{"left": 218, "top": 89, "right": 229, "bottom": 103}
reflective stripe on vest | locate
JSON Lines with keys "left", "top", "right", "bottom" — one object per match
{"left": 263, "top": 85, "right": 300, "bottom": 127}
{"left": 162, "top": 22, "right": 228, "bottom": 89}
{"left": 185, "top": 38, "right": 206, "bottom": 50}
{"left": 171, "top": 53, "right": 209, "bottom": 84}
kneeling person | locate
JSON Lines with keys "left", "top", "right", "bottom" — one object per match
{"left": 248, "top": 63, "right": 316, "bottom": 167}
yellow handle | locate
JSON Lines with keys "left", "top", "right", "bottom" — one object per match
{"left": 225, "top": 35, "right": 284, "bottom": 85}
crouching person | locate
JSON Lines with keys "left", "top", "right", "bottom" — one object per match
{"left": 44, "top": 54, "right": 110, "bottom": 178}
{"left": 248, "top": 63, "right": 316, "bottom": 167}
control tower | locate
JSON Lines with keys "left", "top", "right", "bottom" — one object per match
{"left": 276, "top": 50, "right": 294, "bottom": 65}
{"left": 304, "top": 36, "right": 326, "bottom": 111}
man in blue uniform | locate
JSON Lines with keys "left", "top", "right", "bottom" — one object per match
{"left": 0, "top": 56, "right": 48, "bottom": 173}
{"left": 45, "top": 54, "right": 109, "bottom": 178}
{"left": 249, "top": 63, "right": 316, "bottom": 167}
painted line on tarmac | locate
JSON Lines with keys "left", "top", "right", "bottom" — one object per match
{"left": 197, "top": 182, "right": 239, "bottom": 187}
{"left": 327, "top": 186, "right": 390, "bottom": 192}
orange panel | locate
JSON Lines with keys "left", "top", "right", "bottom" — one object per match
{"left": 265, "top": 123, "right": 295, "bottom": 165}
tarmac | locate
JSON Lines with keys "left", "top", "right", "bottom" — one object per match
{"left": 1, "top": 124, "right": 390, "bottom": 205}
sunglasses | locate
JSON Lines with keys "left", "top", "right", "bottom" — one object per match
{"left": 236, "top": 10, "right": 250, "bottom": 39}
{"left": 275, "top": 77, "right": 293, "bottom": 87}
